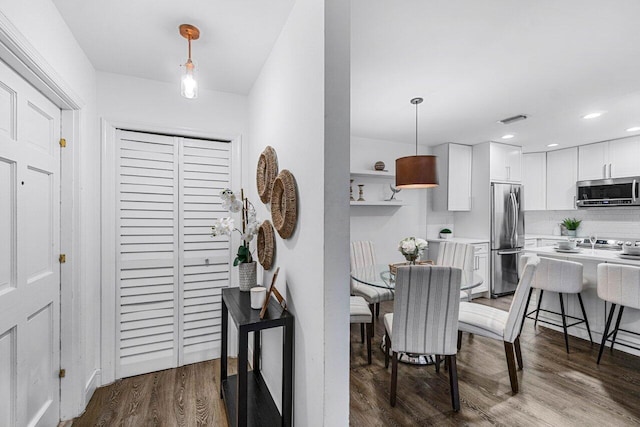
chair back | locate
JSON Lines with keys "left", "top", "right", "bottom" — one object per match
{"left": 533, "top": 257, "right": 583, "bottom": 294}
{"left": 350, "top": 241, "right": 377, "bottom": 292}
{"left": 597, "top": 263, "right": 640, "bottom": 309}
{"left": 391, "top": 265, "right": 461, "bottom": 356}
{"left": 437, "top": 242, "right": 474, "bottom": 272}
{"left": 503, "top": 256, "right": 540, "bottom": 342}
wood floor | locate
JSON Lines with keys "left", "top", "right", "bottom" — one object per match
{"left": 73, "top": 297, "right": 640, "bottom": 426}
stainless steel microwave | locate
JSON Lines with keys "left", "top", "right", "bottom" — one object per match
{"left": 576, "top": 177, "right": 640, "bottom": 207}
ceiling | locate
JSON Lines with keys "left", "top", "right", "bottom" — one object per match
{"left": 53, "top": 0, "right": 640, "bottom": 152}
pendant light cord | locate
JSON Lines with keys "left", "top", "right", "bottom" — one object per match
{"left": 415, "top": 101, "right": 418, "bottom": 156}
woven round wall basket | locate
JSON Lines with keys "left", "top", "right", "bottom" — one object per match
{"left": 257, "top": 220, "right": 275, "bottom": 270}
{"left": 270, "top": 169, "right": 297, "bottom": 239}
{"left": 256, "top": 146, "right": 279, "bottom": 204}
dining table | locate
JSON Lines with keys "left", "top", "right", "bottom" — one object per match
{"left": 350, "top": 263, "right": 484, "bottom": 365}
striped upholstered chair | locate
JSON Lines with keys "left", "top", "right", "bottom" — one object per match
{"left": 383, "top": 265, "right": 462, "bottom": 411}
{"left": 350, "top": 241, "right": 394, "bottom": 320}
{"left": 457, "top": 255, "right": 539, "bottom": 393}
{"left": 436, "top": 242, "right": 475, "bottom": 300}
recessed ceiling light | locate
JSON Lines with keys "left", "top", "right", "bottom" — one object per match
{"left": 547, "top": 143, "right": 559, "bottom": 147}
{"left": 501, "top": 134, "right": 515, "bottom": 139}
{"left": 582, "top": 112, "right": 603, "bottom": 119}
{"left": 626, "top": 126, "right": 640, "bottom": 132}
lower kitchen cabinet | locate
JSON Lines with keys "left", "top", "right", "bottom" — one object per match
{"left": 472, "top": 243, "right": 489, "bottom": 296}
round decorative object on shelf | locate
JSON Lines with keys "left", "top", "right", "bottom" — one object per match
{"left": 257, "top": 146, "right": 279, "bottom": 204}
{"left": 374, "top": 161, "right": 385, "bottom": 171}
{"left": 257, "top": 220, "right": 275, "bottom": 270}
{"left": 270, "top": 169, "right": 298, "bottom": 239}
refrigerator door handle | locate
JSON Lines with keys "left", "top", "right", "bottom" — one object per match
{"left": 497, "top": 249, "right": 523, "bottom": 255}
{"left": 509, "top": 193, "right": 517, "bottom": 247}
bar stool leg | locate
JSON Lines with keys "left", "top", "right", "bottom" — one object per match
{"left": 534, "top": 290, "right": 544, "bottom": 327}
{"left": 520, "top": 288, "right": 534, "bottom": 333}
{"left": 610, "top": 306, "right": 625, "bottom": 353}
{"left": 366, "top": 322, "right": 372, "bottom": 365}
{"left": 598, "top": 303, "right": 617, "bottom": 364}
{"left": 558, "top": 293, "right": 570, "bottom": 353}
{"left": 577, "top": 293, "right": 593, "bottom": 344}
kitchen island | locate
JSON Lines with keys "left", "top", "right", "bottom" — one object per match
{"left": 523, "top": 246, "right": 640, "bottom": 357}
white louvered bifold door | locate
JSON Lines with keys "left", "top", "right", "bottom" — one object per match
{"left": 116, "top": 130, "right": 230, "bottom": 378}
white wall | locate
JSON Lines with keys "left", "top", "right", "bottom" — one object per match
{"left": 0, "top": 0, "right": 101, "bottom": 419}
{"left": 526, "top": 209, "right": 640, "bottom": 239}
{"left": 248, "top": 0, "right": 350, "bottom": 424}
{"left": 350, "top": 136, "right": 429, "bottom": 262}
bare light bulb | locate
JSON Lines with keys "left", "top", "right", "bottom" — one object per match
{"left": 181, "top": 59, "right": 198, "bottom": 99}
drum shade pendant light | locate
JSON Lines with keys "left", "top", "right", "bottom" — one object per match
{"left": 395, "top": 97, "right": 438, "bottom": 189}
{"left": 179, "top": 24, "right": 200, "bottom": 99}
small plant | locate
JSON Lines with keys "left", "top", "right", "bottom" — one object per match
{"left": 562, "top": 218, "right": 581, "bottom": 231}
{"left": 440, "top": 228, "right": 452, "bottom": 234}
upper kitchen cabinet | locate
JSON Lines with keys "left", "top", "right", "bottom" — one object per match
{"left": 432, "top": 143, "right": 472, "bottom": 211}
{"left": 490, "top": 142, "right": 522, "bottom": 182}
{"left": 522, "top": 152, "right": 546, "bottom": 210}
{"left": 578, "top": 136, "right": 640, "bottom": 180}
{"left": 547, "top": 147, "right": 578, "bottom": 210}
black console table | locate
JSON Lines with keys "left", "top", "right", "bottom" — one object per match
{"left": 220, "top": 287, "right": 294, "bottom": 427}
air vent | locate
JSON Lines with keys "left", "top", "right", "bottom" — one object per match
{"left": 498, "top": 114, "right": 528, "bottom": 125}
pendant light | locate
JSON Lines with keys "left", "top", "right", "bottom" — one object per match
{"left": 179, "top": 24, "right": 200, "bottom": 99}
{"left": 395, "top": 97, "right": 438, "bottom": 189}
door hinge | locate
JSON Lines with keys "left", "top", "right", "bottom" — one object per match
{"left": 59, "top": 369, "right": 66, "bottom": 378}
{"left": 59, "top": 138, "right": 66, "bottom": 148}
{"left": 59, "top": 254, "right": 66, "bottom": 264}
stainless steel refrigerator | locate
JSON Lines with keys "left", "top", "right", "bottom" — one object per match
{"left": 490, "top": 183, "right": 524, "bottom": 297}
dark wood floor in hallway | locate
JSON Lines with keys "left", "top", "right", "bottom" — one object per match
{"left": 350, "top": 297, "right": 640, "bottom": 426}
{"left": 72, "top": 297, "right": 640, "bottom": 426}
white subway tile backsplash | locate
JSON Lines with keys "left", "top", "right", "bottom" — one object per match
{"left": 525, "top": 209, "right": 640, "bottom": 239}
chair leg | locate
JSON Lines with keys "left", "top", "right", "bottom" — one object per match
{"left": 369, "top": 304, "right": 375, "bottom": 338}
{"left": 534, "top": 290, "right": 544, "bottom": 327}
{"left": 366, "top": 322, "right": 372, "bottom": 365}
{"left": 390, "top": 352, "right": 398, "bottom": 407}
{"left": 457, "top": 331, "right": 463, "bottom": 351}
{"left": 504, "top": 341, "right": 519, "bottom": 393}
{"left": 435, "top": 355, "right": 441, "bottom": 373}
{"left": 597, "top": 303, "right": 617, "bottom": 364}
{"left": 610, "top": 306, "right": 625, "bottom": 353}
{"left": 514, "top": 337, "right": 523, "bottom": 370}
{"left": 384, "top": 333, "right": 391, "bottom": 368}
{"left": 577, "top": 293, "right": 593, "bottom": 344}
{"left": 520, "top": 288, "right": 534, "bottom": 333}
{"left": 376, "top": 303, "right": 380, "bottom": 318}
{"left": 446, "top": 355, "right": 461, "bottom": 412}
{"left": 360, "top": 323, "right": 365, "bottom": 343}
{"left": 558, "top": 293, "right": 570, "bottom": 353}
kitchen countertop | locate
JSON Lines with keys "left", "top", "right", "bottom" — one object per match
{"left": 525, "top": 234, "right": 573, "bottom": 240}
{"left": 426, "top": 237, "right": 489, "bottom": 244}
{"left": 524, "top": 246, "right": 640, "bottom": 266}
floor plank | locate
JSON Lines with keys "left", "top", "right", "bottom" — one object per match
{"left": 71, "top": 296, "right": 640, "bottom": 426}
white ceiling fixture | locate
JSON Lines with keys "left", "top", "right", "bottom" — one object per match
{"left": 501, "top": 134, "right": 515, "bottom": 139}
{"left": 582, "top": 112, "right": 604, "bottom": 119}
{"left": 627, "top": 126, "right": 640, "bottom": 132}
{"left": 179, "top": 24, "right": 200, "bottom": 99}
{"left": 547, "top": 143, "right": 559, "bottom": 147}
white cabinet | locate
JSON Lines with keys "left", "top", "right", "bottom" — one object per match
{"left": 522, "top": 152, "right": 546, "bottom": 210}
{"left": 490, "top": 142, "right": 522, "bottom": 183}
{"left": 578, "top": 137, "right": 640, "bottom": 180}
{"left": 471, "top": 243, "right": 489, "bottom": 295}
{"left": 546, "top": 147, "right": 578, "bottom": 210}
{"left": 432, "top": 143, "right": 472, "bottom": 211}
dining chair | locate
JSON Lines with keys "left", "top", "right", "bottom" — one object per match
{"left": 436, "top": 241, "right": 475, "bottom": 300}
{"left": 596, "top": 263, "right": 640, "bottom": 364}
{"left": 458, "top": 255, "right": 539, "bottom": 393}
{"left": 350, "top": 241, "right": 394, "bottom": 320}
{"left": 383, "top": 265, "right": 462, "bottom": 411}
{"left": 350, "top": 296, "right": 373, "bottom": 364}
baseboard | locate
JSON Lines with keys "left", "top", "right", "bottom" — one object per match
{"left": 84, "top": 369, "right": 101, "bottom": 406}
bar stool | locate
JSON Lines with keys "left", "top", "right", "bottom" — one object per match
{"left": 350, "top": 296, "right": 373, "bottom": 364}
{"left": 597, "top": 263, "right": 640, "bottom": 364}
{"left": 521, "top": 257, "right": 592, "bottom": 353}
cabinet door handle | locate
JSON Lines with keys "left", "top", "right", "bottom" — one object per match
{"left": 573, "top": 195, "right": 577, "bottom": 208}
{"left": 609, "top": 163, "right": 612, "bottom": 178}
{"left": 506, "top": 166, "right": 511, "bottom": 181}
{"left": 603, "top": 164, "right": 607, "bottom": 179}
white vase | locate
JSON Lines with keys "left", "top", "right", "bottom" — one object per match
{"left": 238, "top": 261, "right": 257, "bottom": 292}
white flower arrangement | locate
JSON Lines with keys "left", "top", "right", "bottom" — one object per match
{"left": 212, "top": 189, "right": 260, "bottom": 265}
{"left": 398, "top": 237, "right": 428, "bottom": 262}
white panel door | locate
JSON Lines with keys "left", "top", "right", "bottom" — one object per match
{"left": 0, "top": 59, "right": 60, "bottom": 426}
{"left": 578, "top": 142, "right": 608, "bottom": 180}
{"left": 608, "top": 137, "right": 640, "bottom": 178}
{"left": 115, "top": 130, "right": 231, "bottom": 378}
